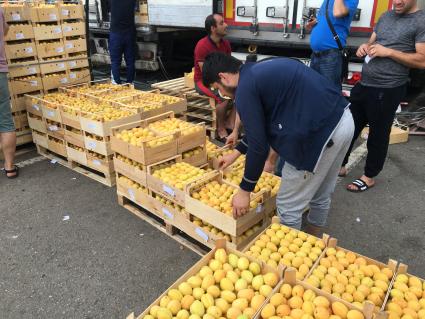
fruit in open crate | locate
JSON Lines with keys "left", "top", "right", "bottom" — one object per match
{"left": 191, "top": 180, "right": 261, "bottom": 216}
{"left": 385, "top": 272, "right": 425, "bottom": 319}
{"left": 116, "top": 154, "right": 145, "bottom": 171}
{"left": 151, "top": 162, "right": 205, "bottom": 190}
{"left": 140, "top": 248, "right": 280, "bottom": 319}
{"left": 118, "top": 176, "right": 148, "bottom": 193}
{"left": 183, "top": 146, "right": 204, "bottom": 159}
{"left": 305, "top": 248, "right": 394, "bottom": 310}
{"left": 148, "top": 118, "right": 203, "bottom": 136}
{"left": 115, "top": 127, "right": 155, "bottom": 145}
{"left": 206, "top": 140, "right": 219, "bottom": 157}
{"left": 224, "top": 167, "right": 281, "bottom": 196}
{"left": 153, "top": 193, "right": 185, "bottom": 213}
{"left": 69, "top": 83, "right": 131, "bottom": 95}
{"left": 244, "top": 223, "right": 326, "bottom": 278}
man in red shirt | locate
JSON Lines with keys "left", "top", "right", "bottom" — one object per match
{"left": 194, "top": 14, "right": 239, "bottom": 142}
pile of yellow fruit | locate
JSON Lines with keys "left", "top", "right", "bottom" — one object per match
{"left": 116, "top": 127, "right": 155, "bottom": 146}
{"left": 97, "top": 89, "right": 142, "bottom": 101}
{"left": 135, "top": 92, "right": 181, "bottom": 104}
{"left": 151, "top": 162, "right": 205, "bottom": 190}
{"left": 385, "top": 274, "right": 425, "bottom": 319}
{"left": 149, "top": 118, "right": 203, "bottom": 136}
{"left": 142, "top": 248, "right": 279, "bottom": 319}
{"left": 206, "top": 140, "right": 219, "bottom": 158}
{"left": 224, "top": 168, "right": 280, "bottom": 196}
{"left": 244, "top": 223, "right": 325, "bottom": 276}
{"left": 260, "top": 283, "right": 365, "bottom": 319}
{"left": 191, "top": 181, "right": 261, "bottom": 216}
{"left": 118, "top": 175, "right": 148, "bottom": 193}
{"left": 69, "top": 83, "right": 129, "bottom": 95}
{"left": 153, "top": 192, "right": 185, "bottom": 213}
{"left": 183, "top": 147, "right": 204, "bottom": 159}
{"left": 116, "top": 154, "right": 145, "bottom": 171}
{"left": 305, "top": 248, "right": 394, "bottom": 310}
{"left": 146, "top": 136, "right": 174, "bottom": 148}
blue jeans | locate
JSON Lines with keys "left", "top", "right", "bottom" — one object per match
{"left": 109, "top": 31, "right": 136, "bottom": 84}
{"left": 310, "top": 49, "right": 342, "bottom": 90}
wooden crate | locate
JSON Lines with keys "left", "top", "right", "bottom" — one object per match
{"left": 40, "top": 98, "right": 62, "bottom": 122}
{"left": 64, "top": 37, "right": 86, "bottom": 54}
{"left": 127, "top": 240, "right": 283, "bottom": 319}
{"left": 59, "top": 3, "right": 84, "bottom": 20}
{"left": 304, "top": 237, "right": 398, "bottom": 313}
{"left": 110, "top": 121, "right": 178, "bottom": 166}
{"left": 47, "top": 136, "right": 67, "bottom": 157}
{"left": 27, "top": 113, "right": 46, "bottom": 133}
{"left": 2, "top": 4, "right": 31, "bottom": 22}
{"left": 8, "top": 64, "right": 40, "bottom": 79}
{"left": 146, "top": 111, "right": 207, "bottom": 153}
{"left": 85, "top": 153, "right": 115, "bottom": 177}
{"left": 42, "top": 72, "right": 69, "bottom": 91}
{"left": 12, "top": 111, "right": 29, "bottom": 130}
{"left": 33, "top": 24, "right": 63, "bottom": 41}
{"left": 30, "top": 6, "right": 60, "bottom": 23}
{"left": 60, "top": 106, "right": 81, "bottom": 130}
{"left": 113, "top": 155, "right": 147, "bottom": 187}
{"left": 46, "top": 119, "right": 64, "bottom": 140}
{"left": 5, "top": 23, "right": 34, "bottom": 42}
{"left": 9, "top": 76, "right": 43, "bottom": 95}
{"left": 36, "top": 39, "right": 65, "bottom": 59}
{"left": 83, "top": 133, "right": 111, "bottom": 156}
{"left": 25, "top": 95, "right": 44, "bottom": 117}
{"left": 67, "top": 58, "right": 89, "bottom": 71}
{"left": 185, "top": 171, "right": 271, "bottom": 237}
{"left": 181, "top": 143, "right": 208, "bottom": 167}
{"left": 68, "top": 68, "right": 90, "bottom": 85}
{"left": 61, "top": 22, "right": 85, "bottom": 38}
{"left": 254, "top": 268, "right": 381, "bottom": 319}
{"left": 5, "top": 41, "right": 37, "bottom": 62}
{"left": 40, "top": 60, "right": 67, "bottom": 75}
{"left": 11, "top": 95, "right": 29, "bottom": 113}
{"left": 32, "top": 129, "right": 49, "bottom": 148}
{"left": 66, "top": 141, "right": 87, "bottom": 165}
{"left": 80, "top": 112, "right": 141, "bottom": 137}
{"left": 64, "top": 126, "right": 85, "bottom": 148}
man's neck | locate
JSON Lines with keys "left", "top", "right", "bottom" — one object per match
{"left": 210, "top": 34, "right": 222, "bottom": 45}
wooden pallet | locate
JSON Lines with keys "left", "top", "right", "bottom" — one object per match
{"left": 36, "top": 144, "right": 116, "bottom": 187}
{"left": 151, "top": 77, "right": 196, "bottom": 96}
{"left": 117, "top": 193, "right": 208, "bottom": 256}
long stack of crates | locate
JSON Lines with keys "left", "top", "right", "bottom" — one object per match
{"left": 1, "top": 0, "right": 90, "bottom": 147}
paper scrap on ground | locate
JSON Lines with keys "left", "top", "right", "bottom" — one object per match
{"left": 356, "top": 217, "right": 361, "bottom": 222}
{"left": 50, "top": 159, "right": 58, "bottom": 164}
{"left": 63, "top": 215, "right": 70, "bottom": 221}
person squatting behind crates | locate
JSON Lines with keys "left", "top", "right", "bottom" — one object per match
{"left": 340, "top": 0, "right": 425, "bottom": 193}
{"left": 202, "top": 52, "right": 354, "bottom": 236}
{"left": 109, "top": 0, "right": 137, "bottom": 84}
{"left": 193, "top": 14, "right": 241, "bottom": 144}
{"left": 307, "top": 0, "right": 359, "bottom": 89}
{"left": 0, "top": 7, "right": 18, "bottom": 179}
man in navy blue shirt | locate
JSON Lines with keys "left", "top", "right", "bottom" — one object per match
{"left": 202, "top": 52, "right": 354, "bottom": 234}
{"left": 308, "top": 0, "right": 358, "bottom": 88}
{"left": 109, "top": 0, "right": 137, "bottom": 84}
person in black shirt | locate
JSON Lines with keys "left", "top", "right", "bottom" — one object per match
{"left": 109, "top": 0, "right": 137, "bottom": 84}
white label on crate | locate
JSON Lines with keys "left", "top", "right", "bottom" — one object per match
{"left": 58, "top": 63, "right": 65, "bottom": 69}
{"left": 65, "top": 43, "right": 74, "bottom": 49}
{"left": 256, "top": 204, "right": 263, "bottom": 214}
{"left": 162, "top": 208, "right": 174, "bottom": 220}
{"left": 128, "top": 189, "right": 135, "bottom": 201}
{"left": 60, "top": 78, "right": 68, "bottom": 84}
{"left": 63, "top": 26, "right": 72, "bottom": 32}
{"left": 69, "top": 73, "right": 76, "bottom": 79}
{"left": 87, "top": 123, "right": 96, "bottom": 130}
{"left": 49, "top": 13, "right": 57, "bottom": 21}
{"left": 47, "top": 111, "right": 55, "bottom": 117}
{"left": 195, "top": 227, "right": 209, "bottom": 242}
{"left": 24, "top": 47, "right": 33, "bottom": 54}
{"left": 53, "top": 27, "right": 62, "bottom": 34}
{"left": 92, "top": 160, "right": 101, "bottom": 166}
{"left": 56, "top": 47, "right": 64, "bottom": 53}
{"left": 28, "top": 67, "right": 37, "bottom": 74}
{"left": 69, "top": 61, "right": 77, "bottom": 68}
{"left": 30, "top": 80, "right": 38, "bottom": 87}
{"left": 62, "top": 9, "right": 70, "bottom": 16}
{"left": 33, "top": 104, "right": 40, "bottom": 111}
{"left": 16, "top": 32, "right": 24, "bottom": 40}
{"left": 48, "top": 125, "right": 59, "bottom": 131}
{"left": 12, "top": 13, "right": 21, "bottom": 21}
{"left": 162, "top": 185, "right": 175, "bottom": 197}
{"left": 87, "top": 141, "right": 97, "bottom": 149}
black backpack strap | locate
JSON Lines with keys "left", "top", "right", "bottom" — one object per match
{"left": 325, "top": 0, "right": 344, "bottom": 51}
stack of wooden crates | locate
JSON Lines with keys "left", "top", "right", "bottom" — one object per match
{"left": 1, "top": 0, "right": 89, "bottom": 147}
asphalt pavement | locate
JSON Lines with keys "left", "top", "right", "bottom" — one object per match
{"left": 0, "top": 137, "right": 424, "bottom": 318}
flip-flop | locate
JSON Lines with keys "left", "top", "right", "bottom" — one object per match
{"left": 347, "top": 178, "right": 374, "bottom": 193}
{"left": 4, "top": 165, "right": 19, "bottom": 179}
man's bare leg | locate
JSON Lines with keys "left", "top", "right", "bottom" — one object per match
{"left": 216, "top": 100, "right": 229, "bottom": 138}
{"left": 0, "top": 131, "right": 17, "bottom": 177}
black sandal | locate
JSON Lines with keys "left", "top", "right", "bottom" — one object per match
{"left": 4, "top": 165, "right": 19, "bottom": 179}
{"left": 347, "top": 178, "right": 374, "bottom": 193}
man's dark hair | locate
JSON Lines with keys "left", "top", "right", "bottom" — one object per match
{"left": 202, "top": 52, "right": 243, "bottom": 87}
{"left": 205, "top": 14, "right": 217, "bottom": 35}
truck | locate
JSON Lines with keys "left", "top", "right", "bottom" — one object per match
{"left": 88, "top": 0, "right": 425, "bottom": 88}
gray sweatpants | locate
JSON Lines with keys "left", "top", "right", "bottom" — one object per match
{"left": 276, "top": 108, "right": 354, "bottom": 229}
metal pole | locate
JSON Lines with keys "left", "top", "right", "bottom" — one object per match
{"left": 85, "top": 0, "right": 94, "bottom": 81}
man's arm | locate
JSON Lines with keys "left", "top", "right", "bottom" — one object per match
{"left": 356, "top": 32, "right": 377, "bottom": 57}
{"left": 198, "top": 62, "right": 204, "bottom": 71}
{"left": 369, "top": 42, "right": 425, "bottom": 69}
{"left": 333, "top": 0, "right": 350, "bottom": 18}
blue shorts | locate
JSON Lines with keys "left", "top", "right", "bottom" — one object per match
{"left": 0, "top": 72, "right": 15, "bottom": 133}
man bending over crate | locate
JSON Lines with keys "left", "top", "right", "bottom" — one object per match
{"left": 0, "top": 7, "right": 18, "bottom": 178}
{"left": 202, "top": 52, "right": 354, "bottom": 235}
{"left": 194, "top": 14, "right": 240, "bottom": 143}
